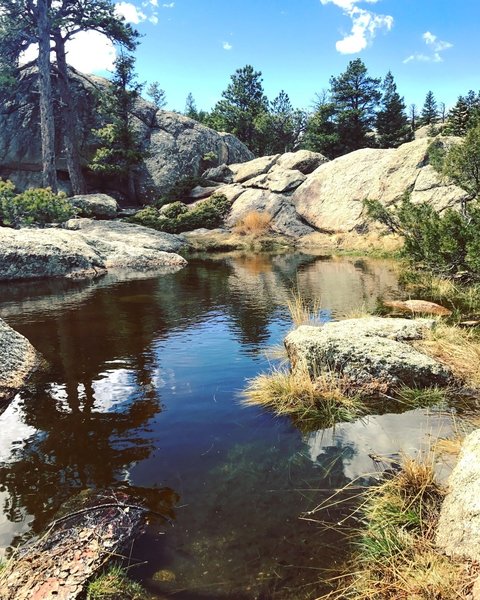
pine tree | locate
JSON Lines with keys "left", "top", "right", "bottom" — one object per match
{"left": 257, "top": 91, "right": 306, "bottom": 154}
{"left": 184, "top": 93, "right": 198, "bottom": 119}
{"left": 146, "top": 82, "right": 167, "bottom": 109}
{"left": 208, "top": 65, "right": 268, "bottom": 154}
{"left": 375, "top": 71, "right": 412, "bottom": 148}
{"left": 421, "top": 91, "right": 438, "bottom": 125}
{"left": 446, "top": 91, "right": 480, "bottom": 136}
{"left": 302, "top": 100, "right": 341, "bottom": 159}
{"left": 90, "top": 53, "right": 145, "bottom": 201}
{"left": 329, "top": 58, "right": 381, "bottom": 154}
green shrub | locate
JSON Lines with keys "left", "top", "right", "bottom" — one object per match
{"left": 0, "top": 181, "right": 76, "bottom": 228}
{"left": 426, "top": 139, "right": 447, "bottom": 172}
{"left": 164, "top": 175, "right": 211, "bottom": 204}
{"left": 130, "top": 194, "right": 231, "bottom": 233}
{"left": 364, "top": 194, "right": 480, "bottom": 276}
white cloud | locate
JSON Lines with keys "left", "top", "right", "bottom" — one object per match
{"left": 150, "top": 0, "right": 158, "bottom": 5}
{"left": 19, "top": 30, "right": 116, "bottom": 73}
{"left": 149, "top": 14, "right": 159, "bottom": 24}
{"left": 222, "top": 41, "right": 233, "bottom": 51}
{"left": 403, "top": 30, "right": 453, "bottom": 64}
{"left": 320, "top": 0, "right": 393, "bottom": 54}
{"left": 115, "top": 1, "right": 147, "bottom": 23}
{"left": 162, "top": 2, "right": 175, "bottom": 6}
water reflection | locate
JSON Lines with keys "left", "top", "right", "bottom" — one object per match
{"left": 0, "top": 252, "right": 419, "bottom": 597}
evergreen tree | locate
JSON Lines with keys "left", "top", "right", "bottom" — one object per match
{"left": 256, "top": 91, "right": 306, "bottom": 154}
{"left": 208, "top": 65, "right": 268, "bottom": 154}
{"left": 421, "top": 91, "right": 438, "bottom": 125}
{"left": 409, "top": 104, "right": 418, "bottom": 132}
{"left": 302, "top": 100, "right": 341, "bottom": 159}
{"left": 446, "top": 91, "right": 480, "bottom": 136}
{"left": 146, "top": 82, "right": 167, "bottom": 109}
{"left": 329, "top": 58, "right": 381, "bottom": 154}
{"left": 184, "top": 93, "right": 198, "bottom": 119}
{"left": 375, "top": 71, "right": 412, "bottom": 148}
{"left": 0, "top": 0, "right": 138, "bottom": 194}
{"left": 90, "top": 53, "right": 144, "bottom": 201}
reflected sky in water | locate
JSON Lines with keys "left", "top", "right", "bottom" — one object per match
{"left": 0, "top": 253, "right": 450, "bottom": 598}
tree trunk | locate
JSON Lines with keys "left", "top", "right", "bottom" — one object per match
{"left": 37, "top": 0, "right": 57, "bottom": 192}
{"left": 54, "top": 32, "right": 86, "bottom": 195}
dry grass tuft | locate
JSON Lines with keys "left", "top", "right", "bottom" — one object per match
{"left": 241, "top": 364, "right": 363, "bottom": 428}
{"left": 317, "top": 456, "right": 475, "bottom": 600}
{"left": 414, "top": 322, "right": 480, "bottom": 386}
{"left": 286, "top": 289, "right": 322, "bottom": 327}
{"left": 233, "top": 211, "right": 272, "bottom": 236}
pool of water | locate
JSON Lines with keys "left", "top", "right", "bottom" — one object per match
{"left": 0, "top": 253, "right": 454, "bottom": 598}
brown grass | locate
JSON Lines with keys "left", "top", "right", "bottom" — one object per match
{"left": 286, "top": 289, "right": 322, "bottom": 327}
{"left": 233, "top": 210, "right": 272, "bottom": 236}
{"left": 316, "top": 456, "right": 476, "bottom": 600}
{"left": 413, "top": 322, "right": 480, "bottom": 386}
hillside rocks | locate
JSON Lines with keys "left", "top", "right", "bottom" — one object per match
{"left": 0, "top": 69, "right": 253, "bottom": 202}
{"left": 199, "top": 150, "right": 327, "bottom": 237}
{"left": 284, "top": 318, "right": 451, "bottom": 392}
{"left": 436, "top": 429, "right": 480, "bottom": 561}
{"left": 0, "top": 318, "right": 40, "bottom": 402}
{"left": 0, "top": 220, "right": 186, "bottom": 281}
{"left": 193, "top": 138, "right": 466, "bottom": 239}
{"left": 292, "top": 137, "right": 467, "bottom": 233}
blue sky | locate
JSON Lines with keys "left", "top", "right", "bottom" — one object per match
{"left": 62, "top": 0, "right": 480, "bottom": 113}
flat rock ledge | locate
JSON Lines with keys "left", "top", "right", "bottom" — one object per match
{"left": 436, "top": 429, "right": 480, "bottom": 561}
{"left": 284, "top": 317, "right": 452, "bottom": 392}
{"left": 0, "top": 318, "right": 40, "bottom": 402}
{"left": 0, "top": 219, "right": 187, "bottom": 281}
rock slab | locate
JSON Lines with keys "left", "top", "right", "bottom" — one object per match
{"left": 284, "top": 317, "right": 451, "bottom": 391}
{"left": 0, "top": 220, "right": 187, "bottom": 281}
{"left": 0, "top": 318, "right": 40, "bottom": 402}
{"left": 436, "top": 429, "right": 480, "bottom": 561}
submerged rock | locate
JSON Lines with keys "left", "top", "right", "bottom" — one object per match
{"left": 436, "top": 429, "right": 480, "bottom": 561}
{"left": 284, "top": 317, "right": 451, "bottom": 392}
{"left": 383, "top": 299, "right": 452, "bottom": 317}
{"left": 0, "top": 220, "right": 187, "bottom": 281}
{"left": 0, "top": 318, "right": 40, "bottom": 402}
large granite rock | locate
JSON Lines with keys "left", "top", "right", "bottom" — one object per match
{"left": 436, "top": 429, "right": 480, "bottom": 561}
{"left": 0, "top": 318, "right": 40, "bottom": 402}
{"left": 284, "top": 317, "right": 451, "bottom": 392}
{"left": 0, "top": 69, "right": 253, "bottom": 202}
{"left": 292, "top": 138, "right": 468, "bottom": 233}
{"left": 0, "top": 220, "right": 187, "bottom": 281}
{"left": 69, "top": 193, "right": 119, "bottom": 219}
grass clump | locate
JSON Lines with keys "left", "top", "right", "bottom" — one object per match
{"left": 242, "top": 364, "right": 364, "bottom": 429}
{"left": 233, "top": 210, "right": 272, "bottom": 236}
{"left": 320, "top": 457, "right": 473, "bottom": 600}
{"left": 394, "top": 385, "right": 449, "bottom": 409}
{"left": 414, "top": 322, "right": 480, "bottom": 387}
{"left": 87, "top": 565, "right": 149, "bottom": 600}
{"left": 129, "top": 194, "right": 231, "bottom": 233}
{"left": 286, "top": 289, "right": 322, "bottom": 327}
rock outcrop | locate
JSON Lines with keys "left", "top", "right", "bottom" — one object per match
{"left": 0, "top": 318, "right": 40, "bottom": 402}
{"left": 0, "top": 219, "right": 187, "bottom": 281}
{"left": 436, "top": 429, "right": 480, "bottom": 561}
{"left": 198, "top": 150, "right": 328, "bottom": 238}
{"left": 0, "top": 69, "right": 253, "bottom": 202}
{"left": 284, "top": 317, "right": 451, "bottom": 392}
{"left": 292, "top": 138, "right": 467, "bottom": 233}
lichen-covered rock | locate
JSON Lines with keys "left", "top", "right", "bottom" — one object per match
{"left": 0, "top": 318, "right": 40, "bottom": 402}
{"left": 0, "top": 220, "right": 187, "bottom": 281}
{"left": 243, "top": 166, "right": 306, "bottom": 193}
{"left": 383, "top": 299, "right": 452, "bottom": 316}
{"left": 436, "top": 429, "right": 480, "bottom": 561}
{"left": 284, "top": 318, "right": 451, "bottom": 391}
{"left": 69, "top": 193, "right": 119, "bottom": 219}
{"left": 231, "top": 155, "right": 280, "bottom": 183}
{"left": 292, "top": 138, "right": 468, "bottom": 233}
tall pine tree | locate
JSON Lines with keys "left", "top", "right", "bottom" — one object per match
{"left": 376, "top": 71, "right": 412, "bottom": 148}
{"left": 421, "top": 91, "right": 438, "bottom": 125}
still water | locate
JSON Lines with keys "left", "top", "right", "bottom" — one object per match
{"left": 0, "top": 253, "right": 453, "bottom": 598}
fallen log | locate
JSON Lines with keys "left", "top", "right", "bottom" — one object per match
{"left": 0, "top": 487, "right": 176, "bottom": 600}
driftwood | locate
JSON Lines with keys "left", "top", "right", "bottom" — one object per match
{"left": 0, "top": 488, "right": 174, "bottom": 600}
